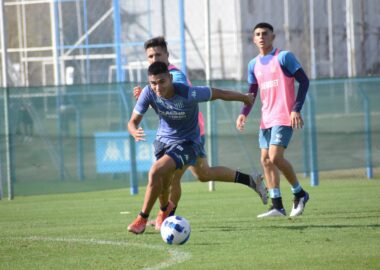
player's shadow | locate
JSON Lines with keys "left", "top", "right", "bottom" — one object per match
{"left": 263, "top": 223, "right": 380, "bottom": 231}
{"left": 196, "top": 222, "right": 380, "bottom": 233}
{"left": 197, "top": 226, "right": 256, "bottom": 232}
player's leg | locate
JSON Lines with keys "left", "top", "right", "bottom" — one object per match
{"left": 128, "top": 155, "right": 176, "bottom": 234}
{"left": 148, "top": 167, "right": 186, "bottom": 228}
{"left": 268, "top": 144, "right": 309, "bottom": 216}
{"left": 152, "top": 141, "right": 196, "bottom": 230}
{"left": 189, "top": 157, "right": 234, "bottom": 182}
{"left": 189, "top": 157, "right": 267, "bottom": 204}
{"left": 149, "top": 167, "right": 187, "bottom": 230}
{"left": 269, "top": 143, "right": 310, "bottom": 217}
{"left": 257, "top": 147, "right": 286, "bottom": 217}
{"left": 168, "top": 168, "right": 186, "bottom": 214}
{"left": 257, "top": 128, "right": 285, "bottom": 218}
{"left": 268, "top": 126, "right": 309, "bottom": 217}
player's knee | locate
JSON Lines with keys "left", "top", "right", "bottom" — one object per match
{"left": 269, "top": 155, "right": 283, "bottom": 166}
{"left": 196, "top": 172, "right": 211, "bottom": 182}
{"left": 149, "top": 164, "right": 167, "bottom": 184}
{"left": 150, "top": 161, "right": 168, "bottom": 175}
{"left": 261, "top": 156, "right": 271, "bottom": 167}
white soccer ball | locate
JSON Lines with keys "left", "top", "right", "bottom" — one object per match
{"left": 160, "top": 215, "right": 191, "bottom": 245}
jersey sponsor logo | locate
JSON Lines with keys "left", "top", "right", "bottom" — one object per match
{"left": 157, "top": 108, "right": 186, "bottom": 120}
{"left": 261, "top": 79, "right": 279, "bottom": 90}
{"left": 191, "top": 90, "right": 197, "bottom": 98}
{"left": 156, "top": 97, "right": 184, "bottom": 110}
{"left": 172, "top": 101, "right": 184, "bottom": 109}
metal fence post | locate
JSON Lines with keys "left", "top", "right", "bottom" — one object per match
{"left": 306, "top": 92, "right": 319, "bottom": 186}
{"left": 359, "top": 88, "right": 373, "bottom": 179}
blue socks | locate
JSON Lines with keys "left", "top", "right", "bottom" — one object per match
{"left": 268, "top": 188, "right": 281, "bottom": 198}
{"left": 291, "top": 181, "right": 306, "bottom": 198}
{"left": 291, "top": 182, "right": 302, "bottom": 194}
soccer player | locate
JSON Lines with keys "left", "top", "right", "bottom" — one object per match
{"left": 127, "top": 61, "right": 267, "bottom": 234}
{"left": 236, "top": 22, "right": 310, "bottom": 218}
{"left": 133, "top": 37, "right": 205, "bottom": 226}
{"left": 133, "top": 37, "right": 266, "bottom": 229}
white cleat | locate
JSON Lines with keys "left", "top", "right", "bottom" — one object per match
{"left": 290, "top": 192, "right": 310, "bottom": 217}
{"left": 257, "top": 207, "right": 286, "bottom": 218}
{"left": 250, "top": 173, "right": 268, "bottom": 205}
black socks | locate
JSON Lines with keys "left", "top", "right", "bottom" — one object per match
{"left": 235, "top": 171, "right": 255, "bottom": 188}
{"left": 272, "top": 197, "right": 284, "bottom": 210}
{"left": 139, "top": 211, "right": 149, "bottom": 219}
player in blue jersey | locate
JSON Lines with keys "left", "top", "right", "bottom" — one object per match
{"left": 127, "top": 61, "right": 267, "bottom": 234}
{"left": 133, "top": 37, "right": 206, "bottom": 229}
{"left": 133, "top": 37, "right": 265, "bottom": 230}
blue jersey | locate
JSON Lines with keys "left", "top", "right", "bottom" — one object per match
{"left": 247, "top": 48, "right": 302, "bottom": 84}
{"left": 168, "top": 65, "right": 189, "bottom": 85}
{"left": 134, "top": 83, "right": 211, "bottom": 144}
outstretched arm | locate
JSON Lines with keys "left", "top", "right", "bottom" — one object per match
{"left": 210, "top": 88, "right": 254, "bottom": 106}
{"left": 236, "top": 83, "right": 258, "bottom": 131}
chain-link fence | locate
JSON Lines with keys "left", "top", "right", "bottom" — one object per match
{"left": 0, "top": 77, "right": 379, "bottom": 198}
{"left": 1, "top": 0, "right": 380, "bottom": 198}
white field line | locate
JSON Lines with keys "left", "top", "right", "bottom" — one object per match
{"left": 18, "top": 236, "right": 191, "bottom": 270}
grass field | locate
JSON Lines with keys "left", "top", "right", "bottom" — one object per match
{"left": 1, "top": 177, "right": 380, "bottom": 270}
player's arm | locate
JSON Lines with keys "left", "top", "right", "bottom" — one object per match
{"left": 127, "top": 112, "right": 146, "bottom": 141}
{"left": 293, "top": 68, "right": 309, "bottom": 112}
{"left": 236, "top": 83, "right": 258, "bottom": 131}
{"left": 133, "top": 86, "right": 142, "bottom": 100}
{"left": 128, "top": 86, "right": 150, "bottom": 141}
{"left": 291, "top": 68, "right": 309, "bottom": 129}
{"left": 210, "top": 88, "right": 254, "bottom": 105}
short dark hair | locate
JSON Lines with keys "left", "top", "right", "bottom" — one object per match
{"left": 148, "top": 61, "right": 169, "bottom": 76}
{"left": 253, "top": 22, "right": 274, "bottom": 33}
{"left": 144, "top": 36, "right": 168, "bottom": 52}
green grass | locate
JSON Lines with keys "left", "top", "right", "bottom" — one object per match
{"left": 1, "top": 178, "right": 380, "bottom": 270}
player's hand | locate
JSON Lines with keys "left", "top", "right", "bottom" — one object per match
{"left": 244, "top": 93, "right": 254, "bottom": 106}
{"left": 236, "top": 114, "right": 247, "bottom": 131}
{"left": 290, "top": 111, "right": 304, "bottom": 129}
{"left": 132, "top": 127, "right": 146, "bottom": 141}
{"left": 133, "top": 86, "right": 142, "bottom": 100}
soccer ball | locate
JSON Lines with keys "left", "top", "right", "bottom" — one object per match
{"left": 160, "top": 215, "right": 191, "bottom": 245}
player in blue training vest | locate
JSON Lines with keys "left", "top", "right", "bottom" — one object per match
{"left": 127, "top": 61, "right": 268, "bottom": 234}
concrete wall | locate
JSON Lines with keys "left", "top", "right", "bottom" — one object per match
{"left": 183, "top": 0, "right": 380, "bottom": 80}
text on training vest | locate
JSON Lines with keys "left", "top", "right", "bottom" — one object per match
{"left": 261, "top": 79, "right": 279, "bottom": 90}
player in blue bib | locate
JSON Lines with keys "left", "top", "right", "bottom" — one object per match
{"left": 127, "top": 61, "right": 268, "bottom": 234}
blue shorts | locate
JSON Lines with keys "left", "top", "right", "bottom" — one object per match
{"left": 154, "top": 140, "right": 207, "bottom": 169}
{"left": 259, "top": 125, "right": 293, "bottom": 149}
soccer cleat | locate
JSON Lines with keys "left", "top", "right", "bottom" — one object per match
{"left": 155, "top": 201, "right": 175, "bottom": 231}
{"left": 127, "top": 215, "right": 148, "bottom": 234}
{"left": 257, "top": 206, "right": 286, "bottom": 218}
{"left": 290, "top": 192, "right": 310, "bottom": 217}
{"left": 250, "top": 173, "right": 268, "bottom": 205}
